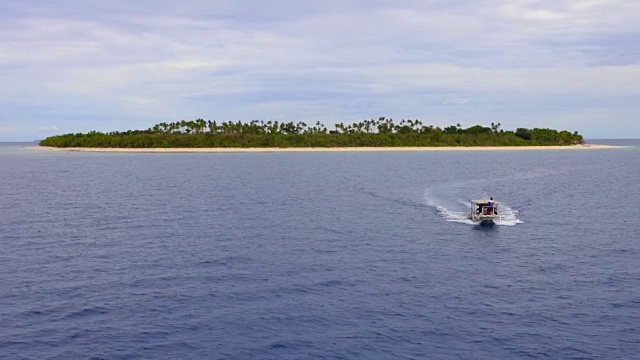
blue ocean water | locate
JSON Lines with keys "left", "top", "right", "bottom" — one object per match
{"left": 1, "top": 142, "right": 639, "bottom": 359}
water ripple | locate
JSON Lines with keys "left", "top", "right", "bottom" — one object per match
{"left": 0, "top": 144, "right": 639, "bottom": 359}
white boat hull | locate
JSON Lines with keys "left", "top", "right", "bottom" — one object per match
{"left": 470, "top": 214, "right": 500, "bottom": 223}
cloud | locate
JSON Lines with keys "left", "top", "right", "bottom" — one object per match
{"left": 35, "top": 126, "right": 61, "bottom": 132}
{"left": 0, "top": 0, "right": 639, "bottom": 140}
{"left": 0, "top": 123, "right": 18, "bottom": 135}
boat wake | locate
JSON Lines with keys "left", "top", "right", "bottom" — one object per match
{"left": 425, "top": 191, "right": 523, "bottom": 226}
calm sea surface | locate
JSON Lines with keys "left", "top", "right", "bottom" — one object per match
{"left": 1, "top": 141, "right": 639, "bottom": 359}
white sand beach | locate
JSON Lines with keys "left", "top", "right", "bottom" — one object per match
{"left": 26, "top": 144, "right": 623, "bottom": 153}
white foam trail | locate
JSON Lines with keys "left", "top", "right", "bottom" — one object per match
{"left": 425, "top": 191, "right": 523, "bottom": 226}
{"left": 427, "top": 198, "right": 477, "bottom": 225}
{"left": 493, "top": 204, "right": 524, "bottom": 226}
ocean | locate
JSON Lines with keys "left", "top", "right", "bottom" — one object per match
{"left": 1, "top": 141, "right": 639, "bottom": 359}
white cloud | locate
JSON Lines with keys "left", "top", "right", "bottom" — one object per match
{"left": 35, "top": 126, "right": 61, "bottom": 132}
{"left": 0, "top": 0, "right": 638, "bottom": 140}
{"left": 0, "top": 123, "right": 18, "bottom": 135}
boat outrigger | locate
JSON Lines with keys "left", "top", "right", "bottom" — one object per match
{"left": 470, "top": 199, "right": 501, "bottom": 224}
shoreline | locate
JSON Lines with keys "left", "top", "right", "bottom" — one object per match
{"left": 26, "top": 144, "right": 624, "bottom": 153}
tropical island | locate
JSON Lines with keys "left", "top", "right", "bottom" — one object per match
{"left": 39, "top": 117, "right": 586, "bottom": 149}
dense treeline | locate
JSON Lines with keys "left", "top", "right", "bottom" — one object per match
{"left": 40, "top": 117, "right": 584, "bottom": 148}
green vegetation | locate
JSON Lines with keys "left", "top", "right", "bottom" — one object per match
{"left": 40, "top": 118, "right": 584, "bottom": 148}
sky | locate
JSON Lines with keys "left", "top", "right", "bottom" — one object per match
{"left": 0, "top": 0, "right": 639, "bottom": 141}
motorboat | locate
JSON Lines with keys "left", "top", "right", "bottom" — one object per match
{"left": 470, "top": 199, "right": 501, "bottom": 224}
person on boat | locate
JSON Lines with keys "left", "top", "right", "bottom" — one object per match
{"left": 486, "top": 198, "right": 493, "bottom": 215}
{"left": 488, "top": 197, "right": 498, "bottom": 215}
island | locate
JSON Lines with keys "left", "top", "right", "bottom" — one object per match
{"left": 36, "top": 118, "right": 597, "bottom": 152}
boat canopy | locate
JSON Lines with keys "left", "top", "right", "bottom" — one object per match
{"left": 471, "top": 199, "right": 499, "bottom": 204}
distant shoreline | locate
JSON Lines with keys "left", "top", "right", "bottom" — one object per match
{"left": 26, "top": 144, "right": 624, "bottom": 153}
